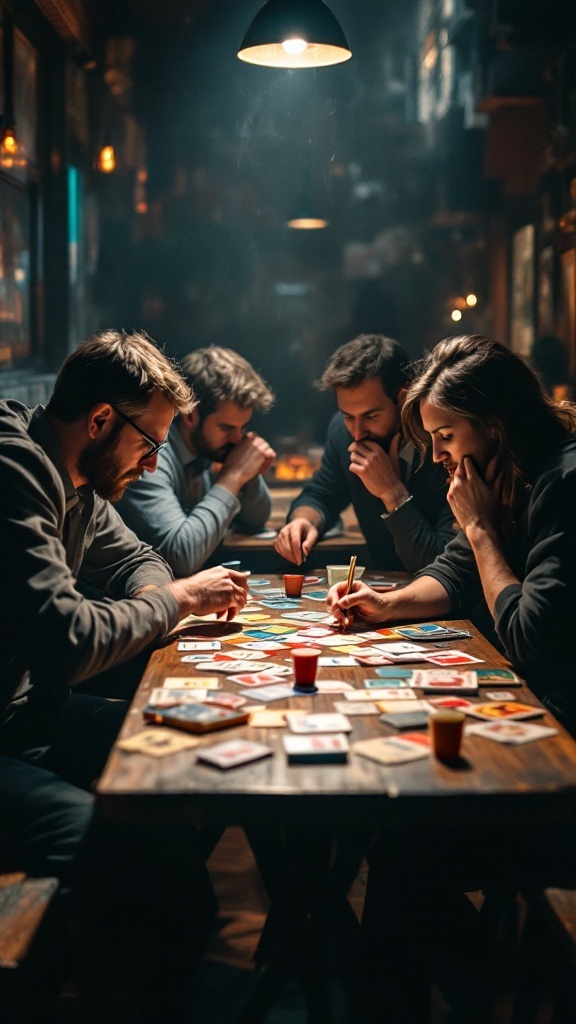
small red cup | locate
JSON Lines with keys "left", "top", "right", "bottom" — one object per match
{"left": 283, "top": 574, "right": 304, "bottom": 599}
{"left": 291, "top": 647, "right": 321, "bottom": 692}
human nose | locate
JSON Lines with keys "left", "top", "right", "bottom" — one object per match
{"left": 431, "top": 437, "right": 445, "bottom": 463}
{"left": 351, "top": 421, "right": 367, "bottom": 442}
{"left": 231, "top": 428, "right": 244, "bottom": 445}
{"left": 141, "top": 451, "right": 159, "bottom": 472}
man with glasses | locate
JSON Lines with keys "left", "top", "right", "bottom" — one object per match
{"left": 0, "top": 329, "right": 250, "bottom": 1021}
{"left": 117, "top": 345, "right": 276, "bottom": 576}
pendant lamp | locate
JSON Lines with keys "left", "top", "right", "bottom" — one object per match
{"left": 238, "top": 0, "right": 352, "bottom": 69}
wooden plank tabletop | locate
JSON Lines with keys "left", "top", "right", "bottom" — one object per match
{"left": 97, "top": 573, "right": 576, "bottom": 829}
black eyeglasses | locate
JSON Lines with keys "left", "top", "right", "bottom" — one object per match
{"left": 112, "top": 406, "right": 167, "bottom": 461}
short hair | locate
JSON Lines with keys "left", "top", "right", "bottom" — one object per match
{"left": 402, "top": 334, "right": 576, "bottom": 513}
{"left": 46, "top": 330, "right": 194, "bottom": 421}
{"left": 315, "top": 334, "right": 410, "bottom": 400}
{"left": 180, "top": 347, "right": 274, "bottom": 420}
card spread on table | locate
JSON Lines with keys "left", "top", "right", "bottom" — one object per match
{"left": 425, "top": 650, "right": 484, "bottom": 666}
{"left": 376, "top": 699, "right": 434, "bottom": 715}
{"left": 464, "top": 701, "right": 545, "bottom": 721}
{"left": 363, "top": 687, "right": 417, "bottom": 701}
{"left": 143, "top": 703, "right": 249, "bottom": 733}
{"left": 196, "top": 739, "right": 273, "bottom": 769}
{"left": 285, "top": 712, "right": 352, "bottom": 734}
{"left": 365, "top": 677, "right": 410, "bottom": 688}
{"left": 237, "top": 640, "right": 290, "bottom": 652}
{"left": 162, "top": 676, "right": 221, "bottom": 690}
{"left": 177, "top": 640, "right": 221, "bottom": 652}
{"left": 476, "top": 668, "right": 521, "bottom": 685}
{"left": 281, "top": 611, "right": 329, "bottom": 623}
{"left": 149, "top": 688, "right": 208, "bottom": 706}
{"left": 180, "top": 653, "right": 219, "bottom": 663}
{"left": 380, "top": 710, "right": 430, "bottom": 730}
{"left": 333, "top": 700, "right": 380, "bottom": 716}
{"left": 191, "top": 659, "right": 259, "bottom": 674}
{"left": 373, "top": 641, "right": 427, "bottom": 655}
{"left": 318, "top": 655, "right": 358, "bottom": 667}
{"left": 117, "top": 728, "right": 201, "bottom": 757}
{"left": 315, "top": 679, "right": 355, "bottom": 693}
{"left": 466, "top": 721, "right": 558, "bottom": 745}
{"left": 283, "top": 734, "right": 349, "bottom": 763}
{"left": 260, "top": 600, "right": 301, "bottom": 610}
{"left": 374, "top": 667, "right": 413, "bottom": 679}
{"left": 394, "top": 624, "right": 472, "bottom": 642}
{"left": 238, "top": 684, "right": 294, "bottom": 703}
{"left": 485, "top": 690, "right": 517, "bottom": 701}
{"left": 243, "top": 625, "right": 298, "bottom": 638}
{"left": 411, "top": 670, "right": 479, "bottom": 694}
{"left": 203, "top": 692, "right": 248, "bottom": 709}
{"left": 353, "top": 734, "right": 431, "bottom": 765}
{"left": 428, "top": 696, "right": 475, "bottom": 710}
{"left": 228, "top": 670, "right": 289, "bottom": 687}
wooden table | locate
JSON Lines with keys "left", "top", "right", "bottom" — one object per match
{"left": 97, "top": 574, "right": 576, "bottom": 832}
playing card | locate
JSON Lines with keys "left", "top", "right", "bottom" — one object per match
{"left": 411, "top": 670, "right": 479, "bottom": 694}
{"left": 466, "top": 721, "right": 558, "bottom": 744}
{"left": 476, "top": 668, "right": 521, "bottom": 685}
{"left": 203, "top": 692, "right": 248, "bottom": 709}
{"left": 464, "top": 701, "right": 545, "bottom": 721}
{"left": 283, "top": 734, "right": 349, "bottom": 763}
{"left": 333, "top": 700, "right": 380, "bottom": 715}
{"left": 196, "top": 739, "right": 273, "bottom": 769}
{"left": 149, "top": 688, "right": 208, "bottom": 706}
{"left": 364, "top": 677, "right": 410, "bottom": 688}
{"left": 285, "top": 712, "right": 352, "bottom": 734}
{"left": 355, "top": 655, "right": 394, "bottom": 667}
{"left": 291, "top": 626, "right": 335, "bottom": 638}
{"left": 228, "top": 670, "right": 288, "bottom": 687}
{"left": 361, "top": 687, "right": 417, "bottom": 700}
{"left": 304, "top": 590, "right": 329, "bottom": 601}
{"left": 249, "top": 709, "right": 291, "bottom": 727}
{"left": 394, "top": 624, "right": 472, "bottom": 642}
{"left": 380, "top": 710, "right": 430, "bottom": 730}
{"left": 260, "top": 600, "right": 301, "bottom": 610}
{"left": 238, "top": 684, "right": 294, "bottom": 702}
{"left": 247, "top": 578, "right": 271, "bottom": 586}
{"left": 373, "top": 642, "right": 427, "bottom": 655}
{"left": 237, "top": 640, "right": 290, "bottom": 651}
{"left": 315, "top": 679, "right": 355, "bottom": 693}
{"left": 162, "top": 676, "right": 221, "bottom": 689}
{"left": 428, "top": 696, "right": 474, "bottom": 710}
{"left": 303, "top": 576, "right": 321, "bottom": 584}
{"left": 485, "top": 691, "right": 517, "bottom": 701}
{"left": 118, "top": 728, "right": 200, "bottom": 757}
{"left": 243, "top": 625, "right": 298, "bottom": 638}
{"left": 180, "top": 653, "right": 218, "bottom": 663}
{"left": 376, "top": 699, "right": 433, "bottom": 714}
{"left": 235, "top": 613, "right": 273, "bottom": 624}
{"left": 177, "top": 640, "right": 221, "bottom": 652}
{"left": 353, "top": 734, "right": 430, "bottom": 765}
{"left": 194, "top": 659, "right": 273, "bottom": 673}
{"left": 280, "top": 611, "right": 328, "bottom": 623}
{"left": 426, "top": 650, "right": 484, "bottom": 666}
{"left": 374, "top": 667, "right": 413, "bottom": 678}
{"left": 318, "top": 655, "right": 357, "bottom": 667}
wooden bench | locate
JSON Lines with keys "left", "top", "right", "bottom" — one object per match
{"left": 0, "top": 873, "right": 58, "bottom": 970}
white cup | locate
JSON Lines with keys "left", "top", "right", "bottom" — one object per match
{"left": 326, "top": 564, "right": 366, "bottom": 588}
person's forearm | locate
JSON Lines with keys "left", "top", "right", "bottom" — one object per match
{"left": 465, "top": 523, "right": 519, "bottom": 617}
{"left": 289, "top": 505, "right": 325, "bottom": 530}
{"left": 384, "top": 575, "right": 452, "bottom": 621}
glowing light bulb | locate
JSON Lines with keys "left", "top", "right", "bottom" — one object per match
{"left": 98, "top": 145, "right": 116, "bottom": 173}
{"left": 282, "top": 38, "right": 308, "bottom": 55}
{"left": 451, "top": 309, "right": 463, "bottom": 322}
{"left": 466, "top": 293, "right": 478, "bottom": 307}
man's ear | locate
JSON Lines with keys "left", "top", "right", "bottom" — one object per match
{"left": 181, "top": 406, "right": 200, "bottom": 429}
{"left": 87, "top": 403, "right": 115, "bottom": 441}
{"left": 396, "top": 386, "right": 409, "bottom": 410}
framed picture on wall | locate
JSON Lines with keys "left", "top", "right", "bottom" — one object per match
{"left": 510, "top": 224, "right": 535, "bottom": 356}
{"left": 560, "top": 249, "right": 576, "bottom": 373}
{"left": 538, "top": 245, "right": 555, "bottom": 335}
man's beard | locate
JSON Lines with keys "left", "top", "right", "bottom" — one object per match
{"left": 77, "top": 426, "right": 141, "bottom": 502}
{"left": 189, "top": 422, "right": 234, "bottom": 463}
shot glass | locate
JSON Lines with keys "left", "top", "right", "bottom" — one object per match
{"left": 283, "top": 574, "right": 304, "bottom": 599}
{"left": 291, "top": 647, "right": 321, "bottom": 693}
{"left": 429, "top": 710, "right": 465, "bottom": 759}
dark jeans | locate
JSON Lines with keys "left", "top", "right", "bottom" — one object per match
{"left": 1, "top": 692, "right": 216, "bottom": 1022}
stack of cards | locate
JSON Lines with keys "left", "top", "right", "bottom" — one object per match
{"left": 143, "top": 703, "right": 250, "bottom": 733}
{"left": 197, "top": 739, "right": 273, "bottom": 769}
{"left": 353, "top": 733, "right": 431, "bottom": 765}
{"left": 464, "top": 701, "right": 544, "bottom": 721}
{"left": 411, "top": 670, "right": 479, "bottom": 694}
{"left": 283, "top": 734, "right": 349, "bottom": 764}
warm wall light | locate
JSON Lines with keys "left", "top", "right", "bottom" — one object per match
{"left": 0, "top": 124, "right": 26, "bottom": 171}
{"left": 238, "top": 0, "right": 352, "bottom": 68}
{"left": 97, "top": 143, "right": 116, "bottom": 173}
{"left": 451, "top": 309, "right": 463, "bottom": 322}
{"left": 466, "top": 293, "right": 478, "bottom": 306}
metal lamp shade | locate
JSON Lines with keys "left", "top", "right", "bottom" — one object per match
{"left": 237, "top": 0, "right": 352, "bottom": 68}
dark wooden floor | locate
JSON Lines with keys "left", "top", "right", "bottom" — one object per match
{"left": 48, "top": 827, "right": 563, "bottom": 1024}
